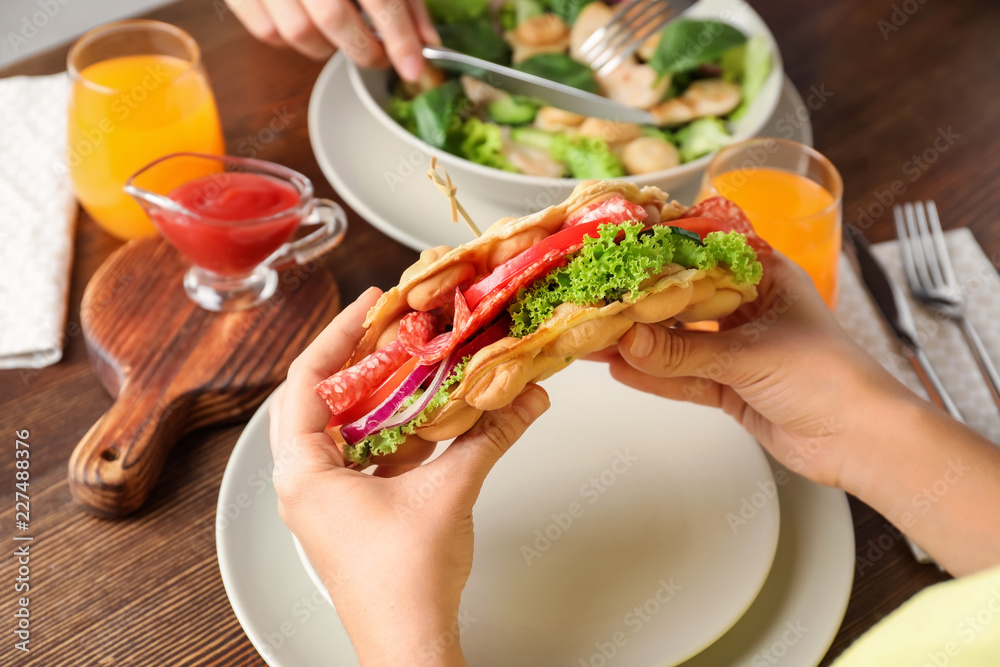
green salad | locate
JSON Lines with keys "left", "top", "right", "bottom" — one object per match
{"left": 387, "top": 0, "right": 771, "bottom": 178}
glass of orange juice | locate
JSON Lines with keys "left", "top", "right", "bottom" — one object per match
{"left": 67, "top": 20, "right": 225, "bottom": 240}
{"left": 698, "top": 138, "right": 843, "bottom": 308}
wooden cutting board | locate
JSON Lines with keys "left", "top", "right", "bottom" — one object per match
{"left": 70, "top": 236, "right": 340, "bottom": 518}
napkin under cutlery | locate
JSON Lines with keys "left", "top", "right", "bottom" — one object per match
{"left": 837, "top": 228, "right": 1000, "bottom": 565}
{"left": 838, "top": 228, "right": 1000, "bottom": 442}
{"left": 0, "top": 73, "right": 77, "bottom": 370}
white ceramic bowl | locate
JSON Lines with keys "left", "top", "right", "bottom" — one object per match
{"left": 347, "top": 0, "right": 784, "bottom": 212}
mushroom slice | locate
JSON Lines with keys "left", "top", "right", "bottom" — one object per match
{"left": 461, "top": 75, "right": 506, "bottom": 107}
{"left": 570, "top": 3, "right": 615, "bottom": 61}
{"left": 597, "top": 62, "right": 670, "bottom": 110}
{"left": 650, "top": 79, "right": 742, "bottom": 126}
{"left": 577, "top": 118, "right": 644, "bottom": 146}
{"left": 504, "top": 134, "right": 567, "bottom": 178}
{"left": 621, "top": 136, "right": 681, "bottom": 175}
{"left": 506, "top": 14, "right": 571, "bottom": 64}
{"left": 534, "top": 106, "right": 587, "bottom": 132}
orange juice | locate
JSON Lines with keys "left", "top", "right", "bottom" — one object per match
{"left": 68, "top": 53, "right": 224, "bottom": 239}
{"left": 709, "top": 168, "right": 841, "bottom": 306}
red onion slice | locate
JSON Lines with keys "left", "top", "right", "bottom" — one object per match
{"left": 341, "top": 320, "right": 509, "bottom": 446}
{"left": 340, "top": 361, "right": 438, "bottom": 444}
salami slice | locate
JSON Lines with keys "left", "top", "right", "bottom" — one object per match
{"left": 317, "top": 311, "right": 439, "bottom": 415}
{"left": 679, "top": 197, "right": 771, "bottom": 252}
{"left": 563, "top": 195, "right": 648, "bottom": 229}
{"left": 316, "top": 340, "right": 411, "bottom": 415}
{"left": 396, "top": 310, "right": 440, "bottom": 356}
{"left": 453, "top": 287, "right": 472, "bottom": 334}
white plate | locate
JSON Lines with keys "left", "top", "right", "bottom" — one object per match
{"left": 309, "top": 55, "right": 812, "bottom": 253}
{"left": 217, "top": 364, "right": 853, "bottom": 666}
{"left": 287, "top": 361, "right": 779, "bottom": 666}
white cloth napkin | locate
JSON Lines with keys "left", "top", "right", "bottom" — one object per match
{"left": 0, "top": 73, "right": 77, "bottom": 370}
{"left": 836, "top": 228, "right": 1000, "bottom": 564}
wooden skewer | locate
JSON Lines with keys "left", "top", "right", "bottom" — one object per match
{"left": 426, "top": 156, "right": 481, "bottom": 238}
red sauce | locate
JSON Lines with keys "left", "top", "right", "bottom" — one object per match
{"left": 153, "top": 172, "right": 302, "bottom": 275}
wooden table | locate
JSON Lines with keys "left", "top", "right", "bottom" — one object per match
{"left": 2, "top": 0, "right": 998, "bottom": 663}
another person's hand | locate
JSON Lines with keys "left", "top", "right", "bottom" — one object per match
{"left": 269, "top": 287, "right": 549, "bottom": 664}
{"left": 226, "top": 0, "right": 439, "bottom": 80}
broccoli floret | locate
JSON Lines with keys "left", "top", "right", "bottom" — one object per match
{"left": 550, "top": 134, "right": 625, "bottom": 179}
{"left": 675, "top": 117, "right": 732, "bottom": 162}
{"left": 459, "top": 118, "right": 516, "bottom": 172}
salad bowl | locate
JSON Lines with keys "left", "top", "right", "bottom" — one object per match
{"left": 346, "top": 0, "right": 784, "bottom": 212}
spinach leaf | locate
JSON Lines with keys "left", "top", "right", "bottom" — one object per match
{"left": 515, "top": 53, "right": 599, "bottom": 94}
{"left": 426, "top": 0, "right": 489, "bottom": 24}
{"left": 411, "top": 81, "right": 465, "bottom": 150}
{"left": 650, "top": 19, "right": 747, "bottom": 76}
{"left": 547, "top": 0, "right": 597, "bottom": 24}
{"left": 438, "top": 19, "right": 511, "bottom": 64}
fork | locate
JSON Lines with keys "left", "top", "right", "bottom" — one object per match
{"left": 894, "top": 201, "right": 1000, "bottom": 411}
{"left": 577, "top": 0, "right": 696, "bottom": 77}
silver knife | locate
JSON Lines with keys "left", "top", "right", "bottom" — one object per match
{"left": 844, "top": 225, "right": 964, "bottom": 421}
{"left": 422, "top": 45, "right": 656, "bottom": 124}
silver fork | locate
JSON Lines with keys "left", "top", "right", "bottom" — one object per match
{"left": 577, "top": 0, "right": 696, "bottom": 77}
{"left": 894, "top": 201, "right": 1000, "bottom": 410}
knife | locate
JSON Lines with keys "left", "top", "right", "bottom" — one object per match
{"left": 421, "top": 45, "right": 656, "bottom": 124}
{"left": 843, "top": 225, "right": 964, "bottom": 421}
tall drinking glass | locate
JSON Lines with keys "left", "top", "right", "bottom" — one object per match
{"left": 67, "top": 20, "right": 225, "bottom": 240}
{"left": 698, "top": 138, "right": 843, "bottom": 308}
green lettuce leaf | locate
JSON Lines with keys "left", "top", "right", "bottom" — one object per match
{"left": 515, "top": 53, "right": 599, "bottom": 93}
{"left": 730, "top": 35, "right": 772, "bottom": 121}
{"left": 547, "top": 0, "right": 597, "bottom": 24}
{"left": 650, "top": 19, "right": 747, "bottom": 76}
{"left": 459, "top": 118, "right": 517, "bottom": 172}
{"left": 426, "top": 0, "right": 489, "bottom": 24}
{"left": 344, "top": 360, "right": 470, "bottom": 465}
{"left": 550, "top": 134, "right": 624, "bottom": 179}
{"left": 437, "top": 19, "right": 511, "bottom": 64}
{"left": 675, "top": 117, "right": 732, "bottom": 162}
{"left": 508, "top": 222, "right": 761, "bottom": 337}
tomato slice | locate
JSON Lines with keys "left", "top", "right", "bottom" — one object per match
{"left": 463, "top": 196, "right": 649, "bottom": 308}
{"left": 461, "top": 221, "right": 601, "bottom": 308}
{"left": 677, "top": 197, "right": 772, "bottom": 252}
{"left": 326, "top": 356, "right": 420, "bottom": 428}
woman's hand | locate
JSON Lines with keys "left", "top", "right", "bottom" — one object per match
{"left": 599, "top": 252, "right": 1000, "bottom": 575}
{"left": 269, "top": 287, "right": 549, "bottom": 664}
{"left": 226, "top": 0, "right": 439, "bottom": 80}
{"left": 600, "top": 253, "right": 905, "bottom": 491}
